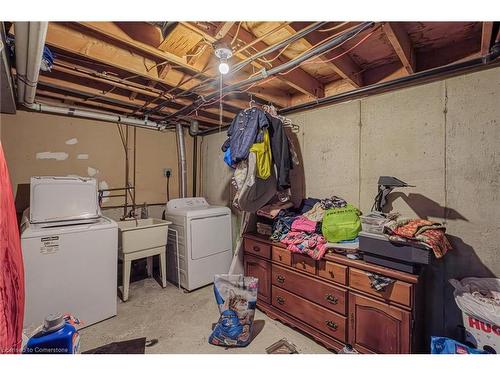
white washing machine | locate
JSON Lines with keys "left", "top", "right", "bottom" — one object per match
{"left": 20, "top": 176, "right": 118, "bottom": 329}
{"left": 165, "top": 197, "right": 232, "bottom": 291}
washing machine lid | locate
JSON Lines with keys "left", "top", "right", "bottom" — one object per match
{"left": 29, "top": 176, "right": 101, "bottom": 223}
{"left": 21, "top": 215, "right": 117, "bottom": 239}
{"left": 166, "top": 197, "right": 230, "bottom": 218}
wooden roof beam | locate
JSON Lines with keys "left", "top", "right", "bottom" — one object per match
{"left": 49, "top": 61, "right": 242, "bottom": 118}
{"left": 130, "top": 63, "right": 171, "bottom": 100}
{"left": 34, "top": 23, "right": 278, "bottom": 113}
{"left": 481, "top": 22, "right": 494, "bottom": 56}
{"left": 74, "top": 21, "right": 288, "bottom": 107}
{"left": 383, "top": 22, "right": 416, "bottom": 74}
{"left": 184, "top": 22, "right": 325, "bottom": 99}
{"left": 214, "top": 22, "right": 236, "bottom": 39}
{"left": 37, "top": 75, "right": 232, "bottom": 126}
{"left": 76, "top": 22, "right": 199, "bottom": 73}
{"left": 286, "top": 22, "right": 364, "bottom": 88}
{"left": 226, "top": 23, "right": 325, "bottom": 99}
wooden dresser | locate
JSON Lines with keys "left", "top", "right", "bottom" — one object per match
{"left": 243, "top": 233, "right": 425, "bottom": 353}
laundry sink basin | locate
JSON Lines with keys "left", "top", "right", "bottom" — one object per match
{"left": 117, "top": 218, "right": 172, "bottom": 254}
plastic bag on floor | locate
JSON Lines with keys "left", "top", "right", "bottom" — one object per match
{"left": 430, "top": 336, "right": 487, "bottom": 354}
{"left": 209, "top": 274, "right": 258, "bottom": 347}
{"left": 449, "top": 278, "right": 500, "bottom": 326}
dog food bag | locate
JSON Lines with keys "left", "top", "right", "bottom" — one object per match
{"left": 209, "top": 274, "right": 258, "bottom": 347}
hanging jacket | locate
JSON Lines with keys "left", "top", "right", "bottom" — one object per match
{"left": 223, "top": 108, "right": 269, "bottom": 164}
{"left": 249, "top": 129, "right": 272, "bottom": 179}
{"left": 265, "top": 113, "right": 292, "bottom": 190}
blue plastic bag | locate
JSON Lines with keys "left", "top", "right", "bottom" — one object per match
{"left": 430, "top": 336, "right": 487, "bottom": 354}
{"left": 209, "top": 275, "right": 258, "bottom": 347}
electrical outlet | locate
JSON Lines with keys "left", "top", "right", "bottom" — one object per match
{"left": 163, "top": 168, "right": 172, "bottom": 177}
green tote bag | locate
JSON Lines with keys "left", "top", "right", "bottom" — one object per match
{"left": 321, "top": 204, "right": 361, "bottom": 243}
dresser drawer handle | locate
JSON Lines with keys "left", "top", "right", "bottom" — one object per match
{"left": 276, "top": 275, "right": 285, "bottom": 284}
{"left": 325, "top": 294, "right": 338, "bottom": 304}
{"left": 301, "top": 261, "right": 306, "bottom": 269}
{"left": 252, "top": 246, "right": 260, "bottom": 252}
{"left": 278, "top": 254, "right": 283, "bottom": 261}
{"left": 328, "top": 270, "right": 335, "bottom": 278}
{"left": 276, "top": 296, "right": 285, "bottom": 305}
{"left": 325, "top": 320, "right": 338, "bottom": 330}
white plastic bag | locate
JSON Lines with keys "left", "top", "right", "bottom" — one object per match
{"left": 449, "top": 278, "right": 500, "bottom": 326}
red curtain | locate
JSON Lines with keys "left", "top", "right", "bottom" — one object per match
{"left": 0, "top": 141, "right": 24, "bottom": 354}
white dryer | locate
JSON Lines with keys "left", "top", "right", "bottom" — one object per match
{"left": 165, "top": 197, "right": 232, "bottom": 291}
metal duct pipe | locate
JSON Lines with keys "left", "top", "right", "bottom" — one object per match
{"left": 144, "top": 22, "right": 328, "bottom": 116}
{"left": 14, "top": 22, "right": 29, "bottom": 103}
{"left": 24, "top": 102, "right": 166, "bottom": 130}
{"left": 192, "top": 135, "right": 198, "bottom": 197}
{"left": 230, "top": 21, "right": 328, "bottom": 75}
{"left": 24, "top": 22, "right": 48, "bottom": 104}
{"left": 280, "top": 52, "right": 500, "bottom": 115}
{"left": 165, "top": 22, "right": 375, "bottom": 120}
{"left": 175, "top": 123, "right": 188, "bottom": 198}
{"left": 198, "top": 48, "right": 500, "bottom": 136}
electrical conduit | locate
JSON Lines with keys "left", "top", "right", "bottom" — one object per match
{"left": 14, "top": 22, "right": 165, "bottom": 131}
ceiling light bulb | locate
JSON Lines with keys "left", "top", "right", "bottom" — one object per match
{"left": 219, "top": 60, "right": 230, "bottom": 75}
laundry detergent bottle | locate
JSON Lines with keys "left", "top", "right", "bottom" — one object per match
{"left": 23, "top": 313, "right": 80, "bottom": 354}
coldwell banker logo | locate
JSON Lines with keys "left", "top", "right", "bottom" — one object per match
{"left": 468, "top": 316, "right": 500, "bottom": 335}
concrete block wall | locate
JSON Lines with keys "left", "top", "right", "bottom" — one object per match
{"left": 201, "top": 66, "right": 500, "bottom": 339}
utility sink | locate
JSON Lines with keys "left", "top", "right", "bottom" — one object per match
{"left": 117, "top": 218, "right": 173, "bottom": 301}
{"left": 117, "top": 218, "right": 172, "bottom": 254}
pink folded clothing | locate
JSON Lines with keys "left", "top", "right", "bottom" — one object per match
{"left": 280, "top": 231, "right": 327, "bottom": 261}
{"left": 291, "top": 216, "right": 316, "bottom": 233}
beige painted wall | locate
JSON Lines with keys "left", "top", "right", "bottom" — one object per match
{"left": 0, "top": 110, "right": 194, "bottom": 217}
{"left": 201, "top": 66, "right": 500, "bottom": 339}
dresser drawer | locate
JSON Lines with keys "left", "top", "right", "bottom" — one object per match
{"left": 244, "top": 238, "right": 271, "bottom": 259}
{"left": 272, "top": 246, "right": 292, "bottom": 266}
{"left": 272, "top": 265, "right": 347, "bottom": 315}
{"left": 272, "top": 285, "right": 347, "bottom": 342}
{"left": 292, "top": 253, "right": 316, "bottom": 274}
{"left": 318, "top": 260, "right": 347, "bottom": 285}
{"left": 349, "top": 268, "right": 412, "bottom": 307}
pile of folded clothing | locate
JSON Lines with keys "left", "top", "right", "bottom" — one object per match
{"left": 384, "top": 218, "right": 452, "bottom": 258}
{"left": 260, "top": 195, "right": 355, "bottom": 261}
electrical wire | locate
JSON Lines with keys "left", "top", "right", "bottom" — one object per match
{"left": 258, "top": 43, "right": 291, "bottom": 65}
{"left": 278, "top": 25, "right": 379, "bottom": 76}
{"left": 317, "top": 22, "right": 350, "bottom": 33}
{"left": 230, "top": 21, "right": 243, "bottom": 45}
{"left": 180, "top": 23, "right": 376, "bottom": 119}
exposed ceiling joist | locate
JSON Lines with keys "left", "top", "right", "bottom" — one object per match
{"left": 49, "top": 60, "right": 242, "bottom": 117}
{"left": 37, "top": 75, "right": 232, "bottom": 126}
{"left": 286, "top": 22, "right": 364, "bottom": 88}
{"left": 214, "top": 22, "right": 236, "bottom": 39}
{"left": 184, "top": 22, "right": 324, "bottom": 99}
{"left": 383, "top": 22, "right": 416, "bottom": 74}
{"left": 76, "top": 22, "right": 288, "bottom": 107}
{"left": 29, "top": 23, "right": 286, "bottom": 112}
{"left": 416, "top": 37, "right": 482, "bottom": 72}
{"left": 226, "top": 23, "right": 325, "bottom": 99}
{"left": 77, "top": 22, "right": 198, "bottom": 73}
{"left": 54, "top": 59, "right": 242, "bottom": 114}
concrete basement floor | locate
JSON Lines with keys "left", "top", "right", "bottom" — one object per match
{"left": 79, "top": 278, "right": 332, "bottom": 354}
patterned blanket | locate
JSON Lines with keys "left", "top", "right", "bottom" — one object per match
{"left": 384, "top": 218, "right": 452, "bottom": 259}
